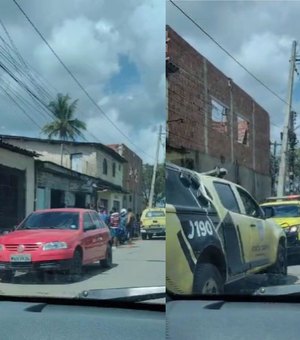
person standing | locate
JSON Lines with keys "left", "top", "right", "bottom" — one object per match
{"left": 109, "top": 208, "right": 120, "bottom": 248}
{"left": 126, "top": 208, "right": 135, "bottom": 243}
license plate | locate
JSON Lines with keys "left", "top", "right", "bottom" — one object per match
{"left": 10, "top": 254, "right": 31, "bottom": 262}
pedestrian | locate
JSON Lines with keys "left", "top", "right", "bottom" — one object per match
{"left": 126, "top": 208, "right": 135, "bottom": 243}
{"left": 120, "top": 208, "right": 128, "bottom": 242}
{"left": 98, "top": 207, "right": 108, "bottom": 223}
{"left": 109, "top": 208, "right": 120, "bottom": 248}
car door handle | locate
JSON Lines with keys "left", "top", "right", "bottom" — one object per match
{"left": 250, "top": 224, "right": 256, "bottom": 227}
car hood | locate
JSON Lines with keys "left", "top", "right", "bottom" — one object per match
{"left": 269, "top": 217, "right": 300, "bottom": 228}
{"left": 0, "top": 229, "right": 79, "bottom": 243}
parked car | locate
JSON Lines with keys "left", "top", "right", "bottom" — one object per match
{"left": 0, "top": 208, "right": 112, "bottom": 282}
{"left": 140, "top": 208, "right": 166, "bottom": 240}
{"left": 166, "top": 163, "right": 287, "bottom": 295}
{"left": 260, "top": 195, "right": 300, "bottom": 259}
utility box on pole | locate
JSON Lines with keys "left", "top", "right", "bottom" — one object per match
{"left": 277, "top": 40, "right": 297, "bottom": 197}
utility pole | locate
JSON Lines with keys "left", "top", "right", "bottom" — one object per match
{"left": 277, "top": 40, "right": 297, "bottom": 197}
{"left": 148, "top": 125, "right": 162, "bottom": 208}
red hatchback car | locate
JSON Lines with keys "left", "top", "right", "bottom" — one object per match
{"left": 0, "top": 208, "right": 112, "bottom": 282}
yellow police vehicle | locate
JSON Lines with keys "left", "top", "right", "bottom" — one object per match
{"left": 260, "top": 195, "right": 300, "bottom": 259}
{"left": 140, "top": 208, "right": 166, "bottom": 240}
{"left": 166, "top": 163, "right": 287, "bottom": 295}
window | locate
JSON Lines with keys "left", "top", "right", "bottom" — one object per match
{"left": 261, "top": 204, "right": 300, "bottom": 218}
{"left": 237, "top": 187, "right": 261, "bottom": 218}
{"left": 211, "top": 98, "right": 228, "bottom": 133}
{"left": 90, "top": 211, "right": 104, "bottom": 228}
{"left": 103, "top": 158, "right": 108, "bottom": 175}
{"left": 113, "top": 200, "right": 120, "bottom": 212}
{"left": 214, "top": 182, "right": 240, "bottom": 213}
{"left": 237, "top": 115, "right": 249, "bottom": 145}
{"left": 20, "top": 212, "right": 79, "bottom": 230}
{"left": 112, "top": 163, "right": 116, "bottom": 177}
{"left": 146, "top": 211, "right": 165, "bottom": 218}
{"left": 70, "top": 153, "right": 83, "bottom": 172}
{"left": 83, "top": 213, "right": 94, "bottom": 230}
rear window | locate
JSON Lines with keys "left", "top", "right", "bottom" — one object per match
{"left": 145, "top": 211, "right": 165, "bottom": 218}
{"left": 19, "top": 212, "right": 79, "bottom": 230}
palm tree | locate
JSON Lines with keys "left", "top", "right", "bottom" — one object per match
{"left": 42, "top": 93, "right": 86, "bottom": 165}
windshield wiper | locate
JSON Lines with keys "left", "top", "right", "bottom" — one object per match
{"left": 77, "top": 286, "right": 166, "bottom": 303}
{"left": 254, "top": 284, "right": 300, "bottom": 296}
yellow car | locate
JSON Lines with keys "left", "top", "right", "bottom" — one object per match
{"left": 166, "top": 163, "right": 287, "bottom": 295}
{"left": 140, "top": 208, "right": 166, "bottom": 240}
{"left": 260, "top": 195, "right": 300, "bottom": 259}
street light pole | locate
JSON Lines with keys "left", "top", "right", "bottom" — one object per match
{"left": 148, "top": 125, "right": 162, "bottom": 208}
{"left": 277, "top": 40, "right": 297, "bottom": 197}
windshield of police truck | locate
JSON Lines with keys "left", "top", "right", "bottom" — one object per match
{"left": 0, "top": 0, "right": 165, "bottom": 302}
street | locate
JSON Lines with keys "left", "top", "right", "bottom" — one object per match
{"left": 0, "top": 238, "right": 165, "bottom": 299}
{"left": 225, "top": 263, "right": 300, "bottom": 295}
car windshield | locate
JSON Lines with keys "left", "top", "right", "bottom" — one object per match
{"left": 19, "top": 212, "right": 80, "bottom": 230}
{"left": 146, "top": 211, "right": 165, "bottom": 218}
{"left": 0, "top": 0, "right": 165, "bottom": 304}
{"left": 262, "top": 205, "right": 300, "bottom": 218}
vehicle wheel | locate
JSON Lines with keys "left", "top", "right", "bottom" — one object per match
{"left": 141, "top": 234, "right": 147, "bottom": 240}
{"left": 193, "top": 263, "right": 224, "bottom": 294}
{"left": 68, "top": 249, "right": 82, "bottom": 282}
{"left": 268, "top": 244, "right": 287, "bottom": 284}
{"left": 0, "top": 270, "right": 14, "bottom": 283}
{"left": 148, "top": 234, "right": 153, "bottom": 240}
{"left": 100, "top": 244, "right": 113, "bottom": 268}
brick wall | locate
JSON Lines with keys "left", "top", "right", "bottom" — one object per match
{"left": 166, "top": 25, "right": 270, "bottom": 177}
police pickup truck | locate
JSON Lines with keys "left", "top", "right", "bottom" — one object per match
{"left": 166, "top": 163, "right": 287, "bottom": 295}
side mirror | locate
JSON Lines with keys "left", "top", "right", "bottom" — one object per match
{"left": 179, "top": 171, "right": 192, "bottom": 187}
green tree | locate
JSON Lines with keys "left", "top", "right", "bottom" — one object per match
{"left": 142, "top": 163, "right": 165, "bottom": 207}
{"left": 42, "top": 93, "right": 86, "bottom": 164}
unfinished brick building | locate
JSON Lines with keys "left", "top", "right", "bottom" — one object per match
{"left": 166, "top": 25, "right": 271, "bottom": 201}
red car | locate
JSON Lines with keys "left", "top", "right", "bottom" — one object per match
{"left": 0, "top": 208, "right": 112, "bottom": 282}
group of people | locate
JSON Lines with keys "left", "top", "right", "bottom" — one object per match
{"left": 98, "top": 206, "right": 137, "bottom": 248}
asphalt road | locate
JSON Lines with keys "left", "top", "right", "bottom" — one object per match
{"left": 0, "top": 237, "right": 165, "bottom": 300}
{"left": 225, "top": 262, "right": 300, "bottom": 295}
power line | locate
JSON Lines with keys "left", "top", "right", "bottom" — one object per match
{"left": 12, "top": 0, "right": 155, "bottom": 162}
{"left": 168, "top": 0, "right": 293, "bottom": 109}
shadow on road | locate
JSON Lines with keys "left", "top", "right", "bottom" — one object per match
{"left": 225, "top": 271, "right": 299, "bottom": 295}
{"left": 6, "top": 263, "right": 119, "bottom": 285}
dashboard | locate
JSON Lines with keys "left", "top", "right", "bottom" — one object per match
{"left": 167, "top": 297, "right": 300, "bottom": 340}
{"left": 0, "top": 297, "right": 165, "bottom": 340}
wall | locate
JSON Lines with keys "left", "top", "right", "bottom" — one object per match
{"left": 0, "top": 148, "right": 35, "bottom": 216}
{"left": 3, "top": 139, "right": 123, "bottom": 187}
{"left": 108, "top": 144, "right": 143, "bottom": 214}
{"left": 166, "top": 26, "right": 271, "bottom": 198}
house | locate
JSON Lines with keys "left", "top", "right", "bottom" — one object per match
{"left": 108, "top": 144, "right": 143, "bottom": 215}
{"left": 0, "top": 141, "right": 36, "bottom": 229}
{"left": 1, "top": 135, "right": 128, "bottom": 212}
{"left": 166, "top": 26, "right": 271, "bottom": 201}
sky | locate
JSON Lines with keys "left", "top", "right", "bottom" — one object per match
{"left": 167, "top": 0, "right": 300, "bottom": 152}
{"left": 0, "top": 0, "right": 165, "bottom": 164}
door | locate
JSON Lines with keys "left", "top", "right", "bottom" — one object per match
{"left": 236, "top": 187, "right": 270, "bottom": 267}
{"left": 90, "top": 211, "right": 107, "bottom": 259}
{"left": 81, "top": 212, "right": 101, "bottom": 263}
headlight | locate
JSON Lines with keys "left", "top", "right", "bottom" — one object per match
{"left": 42, "top": 242, "right": 68, "bottom": 251}
{"left": 287, "top": 225, "right": 300, "bottom": 233}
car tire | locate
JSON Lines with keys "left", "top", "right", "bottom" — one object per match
{"left": 0, "top": 270, "right": 14, "bottom": 283}
{"left": 141, "top": 234, "right": 147, "bottom": 240}
{"left": 268, "top": 243, "right": 287, "bottom": 285}
{"left": 100, "top": 244, "right": 113, "bottom": 268}
{"left": 68, "top": 249, "right": 82, "bottom": 283}
{"left": 193, "top": 263, "right": 224, "bottom": 295}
